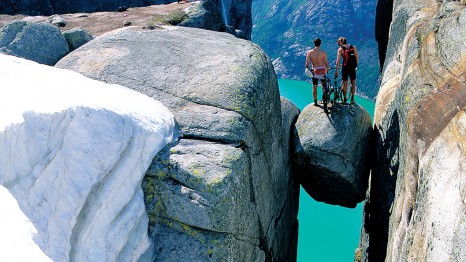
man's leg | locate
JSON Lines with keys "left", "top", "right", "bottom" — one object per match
{"left": 341, "top": 67, "right": 349, "bottom": 102}
{"left": 350, "top": 79, "right": 356, "bottom": 103}
{"left": 321, "top": 80, "right": 326, "bottom": 101}
{"left": 342, "top": 81, "right": 348, "bottom": 102}
{"left": 312, "top": 77, "right": 318, "bottom": 106}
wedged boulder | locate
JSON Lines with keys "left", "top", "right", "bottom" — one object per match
{"left": 0, "top": 21, "right": 69, "bottom": 65}
{"left": 0, "top": 54, "right": 176, "bottom": 261}
{"left": 56, "top": 26, "right": 298, "bottom": 261}
{"left": 62, "top": 27, "right": 93, "bottom": 51}
{"left": 293, "top": 104, "right": 373, "bottom": 208}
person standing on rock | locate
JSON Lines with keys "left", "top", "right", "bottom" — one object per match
{"left": 305, "top": 38, "right": 330, "bottom": 106}
{"left": 335, "top": 37, "right": 358, "bottom": 104}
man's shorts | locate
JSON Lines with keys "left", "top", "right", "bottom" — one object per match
{"left": 342, "top": 66, "right": 356, "bottom": 81}
{"left": 312, "top": 77, "right": 326, "bottom": 85}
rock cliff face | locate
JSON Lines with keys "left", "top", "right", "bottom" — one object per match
{"left": 56, "top": 26, "right": 298, "bottom": 261}
{"left": 361, "top": 1, "right": 466, "bottom": 261}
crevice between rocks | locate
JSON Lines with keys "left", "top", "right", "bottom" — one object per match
{"left": 181, "top": 134, "right": 247, "bottom": 149}
{"left": 156, "top": 215, "right": 260, "bottom": 245}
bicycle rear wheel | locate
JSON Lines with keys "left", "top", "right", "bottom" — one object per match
{"left": 324, "top": 90, "right": 336, "bottom": 114}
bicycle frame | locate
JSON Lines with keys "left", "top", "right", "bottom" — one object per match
{"left": 321, "top": 68, "right": 346, "bottom": 113}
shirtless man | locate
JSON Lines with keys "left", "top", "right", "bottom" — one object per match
{"left": 305, "top": 38, "right": 329, "bottom": 106}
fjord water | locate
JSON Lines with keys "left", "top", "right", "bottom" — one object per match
{"left": 278, "top": 79, "right": 375, "bottom": 262}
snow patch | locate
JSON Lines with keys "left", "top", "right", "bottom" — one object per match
{"left": 0, "top": 54, "right": 177, "bottom": 261}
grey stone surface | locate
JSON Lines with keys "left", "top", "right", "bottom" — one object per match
{"left": 55, "top": 26, "right": 277, "bottom": 154}
{"left": 62, "top": 27, "right": 93, "bottom": 51}
{"left": 293, "top": 103, "right": 372, "bottom": 208}
{"left": 56, "top": 25, "right": 298, "bottom": 261}
{"left": 0, "top": 21, "right": 69, "bottom": 65}
{"left": 362, "top": 1, "right": 466, "bottom": 261}
{"left": 143, "top": 139, "right": 263, "bottom": 260}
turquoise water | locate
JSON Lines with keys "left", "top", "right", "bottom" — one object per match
{"left": 278, "top": 79, "right": 375, "bottom": 262}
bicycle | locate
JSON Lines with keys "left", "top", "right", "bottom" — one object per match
{"left": 322, "top": 68, "right": 347, "bottom": 114}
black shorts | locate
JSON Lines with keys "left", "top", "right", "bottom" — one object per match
{"left": 342, "top": 66, "right": 356, "bottom": 81}
{"left": 312, "top": 77, "right": 325, "bottom": 85}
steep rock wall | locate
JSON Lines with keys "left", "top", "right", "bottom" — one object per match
{"left": 361, "top": 1, "right": 466, "bottom": 261}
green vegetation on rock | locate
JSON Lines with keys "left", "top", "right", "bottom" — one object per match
{"left": 150, "top": 10, "right": 188, "bottom": 26}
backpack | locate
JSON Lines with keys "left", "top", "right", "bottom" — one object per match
{"left": 342, "top": 45, "right": 357, "bottom": 68}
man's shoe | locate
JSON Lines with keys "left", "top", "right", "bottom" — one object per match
{"left": 350, "top": 99, "right": 356, "bottom": 104}
{"left": 314, "top": 99, "right": 318, "bottom": 106}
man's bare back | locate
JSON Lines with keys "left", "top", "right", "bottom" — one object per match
{"left": 306, "top": 48, "right": 328, "bottom": 69}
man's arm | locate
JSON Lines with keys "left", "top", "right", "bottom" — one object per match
{"left": 335, "top": 48, "right": 342, "bottom": 69}
{"left": 353, "top": 46, "right": 359, "bottom": 64}
{"left": 335, "top": 48, "right": 341, "bottom": 76}
{"left": 305, "top": 51, "right": 311, "bottom": 69}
